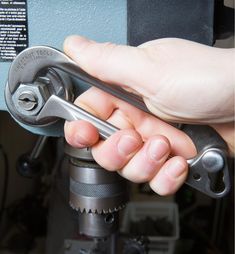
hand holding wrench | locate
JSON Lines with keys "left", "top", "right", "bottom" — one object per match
{"left": 5, "top": 46, "right": 231, "bottom": 198}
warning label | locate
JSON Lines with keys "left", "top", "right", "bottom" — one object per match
{"left": 0, "top": 0, "right": 28, "bottom": 61}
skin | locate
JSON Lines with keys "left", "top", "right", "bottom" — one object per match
{"left": 63, "top": 35, "right": 234, "bottom": 196}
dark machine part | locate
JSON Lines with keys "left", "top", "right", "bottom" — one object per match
{"left": 64, "top": 235, "right": 149, "bottom": 254}
{"left": 65, "top": 146, "right": 129, "bottom": 238}
{"left": 215, "top": 0, "right": 234, "bottom": 40}
{"left": 64, "top": 237, "right": 117, "bottom": 254}
{"left": 127, "top": 0, "right": 234, "bottom": 46}
{"left": 4, "top": 46, "right": 231, "bottom": 198}
{"left": 127, "top": 0, "right": 215, "bottom": 46}
{"left": 16, "top": 135, "right": 48, "bottom": 177}
{"left": 78, "top": 212, "right": 119, "bottom": 239}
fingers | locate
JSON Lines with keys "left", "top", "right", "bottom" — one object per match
{"left": 91, "top": 133, "right": 188, "bottom": 195}
{"left": 63, "top": 97, "right": 189, "bottom": 195}
{"left": 149, "top": 156, "right": 188, "bottom": 195}
{"left": 64, "top": 118, "right": 188, "bottom": 195}
{"left": 63, "top": 35, "right": 196, "bottom": 196}
{"left": 104, "top": 135, "right": 170, "bottom": 180}
{"left": 64, "top": 120, "right": 99, "bottom": 148}
{"left": 91, "top": 134, "right": 170, "bottom": 181}
{"left": 68, "top": 87, "right": 196, "bottom": 158}
{"left": 91, "top": 129, "right": 143, "bottom": 170}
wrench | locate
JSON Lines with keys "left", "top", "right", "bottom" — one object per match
{"left": 37, "top": 95, "right": 230, "bottom": 198}
{"left": 5, "top": 46, "right": 231, "bottom": 198}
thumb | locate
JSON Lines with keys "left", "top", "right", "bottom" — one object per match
{"left": 63, "top": 35, "right": 192, "bottom": 124}
{"left": 63, "top": 35, "right": 153, "bottom": 97}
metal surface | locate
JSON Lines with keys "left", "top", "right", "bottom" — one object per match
{"left": 79, "top": 212, "right": 119, "bottom": 238}
{"left": 16, "top": 135, "right": 48, "bottom": 178}
{"left": 181, "top": 124, "right": 230, "bottom": 197}
{"left": 66, "top": 147, "right": 127, "bottom": 239}
{"left": 17, "top": 91, "right": 38, "bottom": 111}
{"left": 186, "top": 148, "right": 228, "bottom": 197}
{"left": 66, "top": 147, "right": 128, "bottom": 214}
{"left": 201, "top": 150, "right": 224, "bottom": 173}
{"left": 30, "top": 135, "right": 48, "bottom": 160}
{"left": 64, "top": 238, "right": 115, "bottom": 254}
{"left": 12, "top": 82, "right": 48, "bottom": 116}
{"left": 37, "top": 95, "right": 119, "bottom": 140}
{"left": 0, "top": 0, "right": 127, "bottom": 112}
{"left": 6, "top": 67, "right": 73, "bottom": 126}
{"left": 6, "top": 46, "right": 148, "bottom": 115}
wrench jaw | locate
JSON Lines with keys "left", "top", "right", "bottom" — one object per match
{"left": 5, "top": 67, "right": 74, "bottom": 127}
{"left": 5, "top": 46, "right": 74, "bottom": 128}
{"left": 7, "top": 46, "right": 74, "bottom": 95}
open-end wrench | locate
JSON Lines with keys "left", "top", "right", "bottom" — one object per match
{"left": 5, "top": 46, "right": 230, "bottom": 198}
{"left": 6, "top": 46, "right": 148, "bottom": 114}
{"left": 37, "top": 95, "right": 230, "bottom": 198}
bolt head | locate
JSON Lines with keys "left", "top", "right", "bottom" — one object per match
{"left": 18, "top": 91, "right": 38, "bottom": 111}
{"left": 12, "top": 82, "right": 50, "bottom": 116}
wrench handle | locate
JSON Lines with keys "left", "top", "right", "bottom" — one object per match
{"left": 183, "top": 125, "right": 230, "bottom": 198}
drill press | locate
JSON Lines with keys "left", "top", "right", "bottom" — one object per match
{"left": 4, "top": 46, "right": 230, "bottom": 254}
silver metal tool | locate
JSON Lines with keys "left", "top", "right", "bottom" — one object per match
{"left": 37, "top": 95, "right": 119, "bottom": 140}
{"left": 6, "top": 46, "right": 148, "bottom": 115}
{"left": 5, "top": 46, "right": 231, "bottom": 198}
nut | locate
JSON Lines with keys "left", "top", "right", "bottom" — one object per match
{"left": 12, "top": 82, "right": 51, "bottom": 116}
{"left": 17, "top": 91, "right": 38, "bottom": 111}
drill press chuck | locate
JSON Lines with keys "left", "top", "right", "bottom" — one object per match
{"left": 65, "top": 145, "right": 129, "bottom": 238}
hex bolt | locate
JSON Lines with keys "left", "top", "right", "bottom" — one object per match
{"left": 17, "top": 91, "right": 38, "bottom": 111}
{"left": 12, "top": 82, "right": 50, "bottom": 116}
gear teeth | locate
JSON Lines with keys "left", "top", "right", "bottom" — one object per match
{"left": 69, "top": 201, "right": 126, "bottom": 214}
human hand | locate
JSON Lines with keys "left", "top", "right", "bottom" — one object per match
{"left": 63, "top": 35, "right": 234, "bottom": 195}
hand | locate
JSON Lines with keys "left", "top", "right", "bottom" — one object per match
{"left": 63, "top": 35, "right": 234, "bottom": 195}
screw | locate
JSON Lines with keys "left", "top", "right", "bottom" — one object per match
{"left": 17, "top": 91, "right": 38, "bottom": 111}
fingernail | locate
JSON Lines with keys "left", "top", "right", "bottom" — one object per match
{"left": 148, "top": 139, "right": 169, "bottom": 161}
{"left": 74, "top": 132, "right": 90, "bottom": 147}
{"left": 117, "top": 135, "right": 140, "bottom": 156}
{"left": 165, "top": 160, "right": 185, "bottom": 179}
